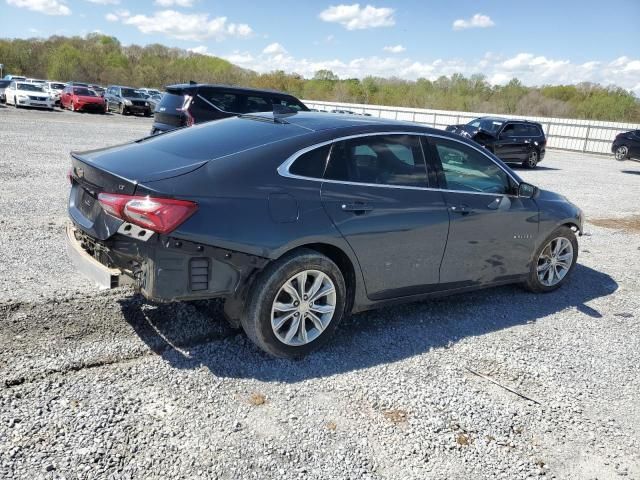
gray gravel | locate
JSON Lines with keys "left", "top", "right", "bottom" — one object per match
{"left": 1, "top": 105, "right": 639, "bottom": 479}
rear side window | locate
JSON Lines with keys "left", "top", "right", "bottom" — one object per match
{"left": 325, "top": 135, "right": 428, "bottom": 187}
{"left": 244, "top": 95, "right": 272, "bottom": 113}
{"left": 201, "top": 91, "right": 238, "bottom": 112}
{"left": 289, "top": 145, "right": 331, "bottom": 178}
{"left": 528, "top": 124, "right": 543, "bottom": 136}
{"left": 501, "top": 123, "right": 529, "bottom": 137}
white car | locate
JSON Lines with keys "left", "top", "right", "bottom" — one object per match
{"left": 138, "top": 87, "right": 162, "bottom": 96}
{"left": 5, "top": 81, "right": 54, "bottom": 110}
{"left": 42, "top": 81, "right": 66, "bottom": 106}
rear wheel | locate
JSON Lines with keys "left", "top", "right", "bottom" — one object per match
{"left": 615, "top": 145, "right": 629, "bottom": 161}
{"left": 241, "top": 249, "right": 346, "bottom": 358}
{"left": 522, "top": 149, "right": 539, "bottom": 169}
{"left": 523, "top": 226, "right": 578, "bottom": 293}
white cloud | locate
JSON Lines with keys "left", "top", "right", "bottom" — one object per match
{"left": 263, "top": 42, "right": 287, "bottom": 55}
{"left": 121, "top": 10, "right": 253, "bottom": 41}
{"left": 383, "top": 44, "right": 405, "bottom": 54}
{"left": 319, "top": 4, "right": 395, "bottom": 30}
{"left": 187, "top": 45, "right": 208, "bottom": 54}
{"left": 154, "top": 0, "right": 194, "bottom": 7}
{"left": 221, "top": 49, "right": 640, "bottom": 95}
{"left": 453, "top": 13, "right": 495, "bottom": 30}
{"left": 86, "top": 0, "right": 119, "bottom": 5}
{"left": 7, "top": 0, "right": 71, "bottom": 15}
{"left": 105, "top": 8, "right": 129, "bottom": 21}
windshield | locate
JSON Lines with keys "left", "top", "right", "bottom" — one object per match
{"left": 74, "top": 88, "right": 96, "bottom": 96}
{"left": 50, "top": 83, "right": 65, "bottom": 89}
{"left": 121, "top": 88, "right": 145, "bottom": 98}
{"left": 0, "top": 80, "right": 10, "bottom": 88}
{"left": 467, "top": 118, "right": 503, "bottom": 133}
{"left": 17, "top": 83, "right": 44, "bottom": 92}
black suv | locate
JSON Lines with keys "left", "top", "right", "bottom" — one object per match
{"left": 447, "top": 117, "right": 546, "bottom": 168}
{"left": 151, "top": 83, "right": 308, "bottom": 135}
{"left": 104, "top": 86, "right": 153, "bottom": 116}
{"left": 612, "top": 129, "right": 640, "bottom": 161}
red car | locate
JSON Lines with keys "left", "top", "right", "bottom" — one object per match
{"left": 60, "top": 86, "right": 106, "bottom": 113}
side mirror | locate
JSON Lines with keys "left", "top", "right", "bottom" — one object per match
{"left": 518, "top": 182, "right": 537, "bottom": 198}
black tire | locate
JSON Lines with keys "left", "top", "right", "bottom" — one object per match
{"left": 614, "top": 145, "right": 629, "bottom": 161}
{"left": 522, "top": 149, "right": 539, "bottom": 169}
{"left": 241, "top": 249, "right": 346, "bottom": 359}
{"left": 523, "top": 226, "right": 578, "bottom": 293}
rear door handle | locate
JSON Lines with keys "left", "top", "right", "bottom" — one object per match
{"left": 341, "top": 202, "right": 373, "bottom": 214}
{"left": 450, "top": 204, "right": 472, "bottom": 215}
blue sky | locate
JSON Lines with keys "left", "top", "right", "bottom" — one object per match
{"left": 2, "top": 0, "right": 639, "bottom": 93}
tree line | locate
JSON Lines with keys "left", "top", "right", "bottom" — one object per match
{"left": 1, "top": 33, "right": 638, "bottom": 122}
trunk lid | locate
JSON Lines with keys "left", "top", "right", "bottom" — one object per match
{"left": 69, "top": 142, "right": 207, "bottom": 240}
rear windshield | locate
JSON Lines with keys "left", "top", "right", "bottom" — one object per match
{"left": 0, "top": 80, "right": 10, "bottom": 88}
{"left": 121, "top": 88, "right": 145, "bottom": 98}
{"left": 140, "top": 116, "right": 308, "bottom": 160}
{"left": 158, "top": 92, "right": 188, "bottom": 111}
{"left": 50, "top": 83, "right": 65, "bottom": 89}
{"left": 273, "top": 97, "right": 308, "bottom": 111}
{"left": 74, "top": 88, "right": 96, "bottom": 96}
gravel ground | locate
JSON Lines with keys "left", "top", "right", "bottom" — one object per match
{"left": 1, "top": 105, "right": 639, "bottom": 479}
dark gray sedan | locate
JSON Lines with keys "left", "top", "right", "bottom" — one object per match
{"left": 66, "top": 112, "right": 583, "bottom": 358}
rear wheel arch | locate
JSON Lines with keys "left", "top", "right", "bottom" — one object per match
{"left": 268, "top": 243, "right": 358, "bottom": 315}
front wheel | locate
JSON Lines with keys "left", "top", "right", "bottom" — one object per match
{"left": 523, "top": 226, "right": 578, "bottom": 293}
{"left": 522, "top": 149, "right": 539, "bottom": 169}
{"left": 241, "top": 249, "right": 346, "bottom": 358}
{"left": 614, "top": 145, "right": 629, "bottom": 161}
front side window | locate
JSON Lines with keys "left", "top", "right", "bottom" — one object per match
{"left": 325, "top": 135, "right": 428, "bottom": 187}
{"left": 434, "top": 139, "right": 510, "bottom": 194}
{"left": 289, "top": 145, "right": 331, "bottom": 178}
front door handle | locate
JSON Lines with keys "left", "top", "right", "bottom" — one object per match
{"left": 341, "top": 202, "right": 373, "bottom": 214}
{"left": 450, "top": 204, "right": 472, "bottom": 215}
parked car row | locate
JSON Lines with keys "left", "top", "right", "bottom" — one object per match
{"left": 3, "top": 74, "right": 636, "bottom": 166}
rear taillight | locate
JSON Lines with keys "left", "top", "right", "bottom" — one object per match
{"left": 97, "top": 193, "right": 198, "bottom": 234}
{"left": 179, "top": 95, "right": 195, "bottom": 127}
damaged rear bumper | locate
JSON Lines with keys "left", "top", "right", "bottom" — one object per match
{"left": 66, "top": 224, "right": 267, "bottom": 302}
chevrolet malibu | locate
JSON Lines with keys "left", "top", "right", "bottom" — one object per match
{"left": 66, "top": 112, "right": 583, "bottom": 358}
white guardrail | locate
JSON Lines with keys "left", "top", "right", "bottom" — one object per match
{"left": 303, "top": 99, "right": 640, "bottom": 155}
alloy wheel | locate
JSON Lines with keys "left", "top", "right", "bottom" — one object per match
{"left": 527, "top": 150, "right": 538, "bottom": 168}
{"left": 271, "top": 270, "right": 336, "bottom": 346}
{"left": 615, "top": 146, "right": 628, "bottom": 161}
{"left": 536, "top": 236, "right": 574, "bottom": 287}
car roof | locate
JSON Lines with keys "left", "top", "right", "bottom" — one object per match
{"left": 477, "top": 116, "right": 542, "bottom": 126}
{"left": 166, "top": 83, "right": 297, "bottom": 97}
{"left": 247, "top": 111, "right": 447, "bottom": 135}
